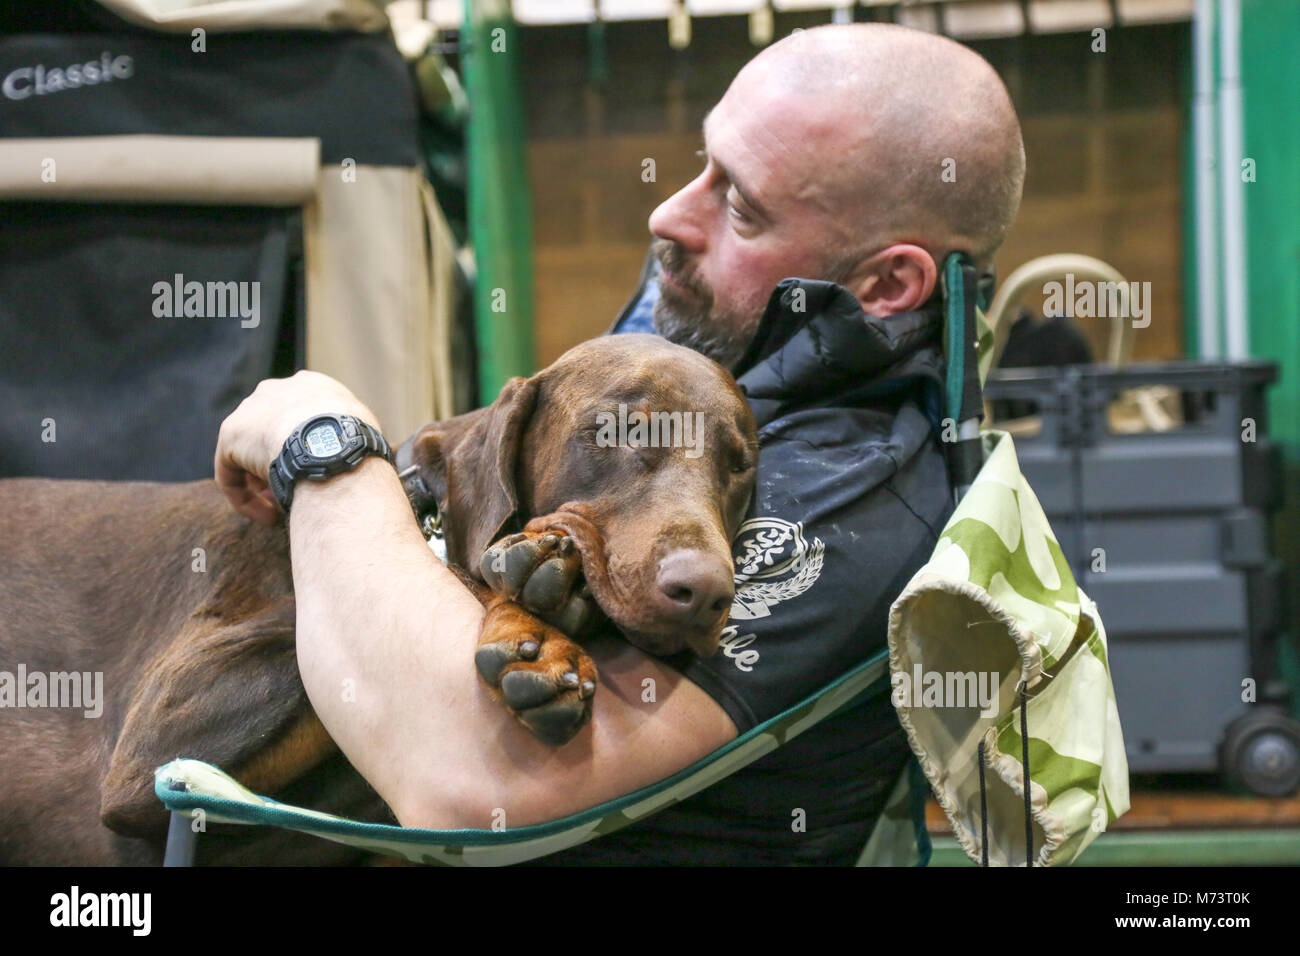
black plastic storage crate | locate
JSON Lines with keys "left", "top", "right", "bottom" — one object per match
{"left": 984, "top": 361, "right": 1299, "bottom": 796}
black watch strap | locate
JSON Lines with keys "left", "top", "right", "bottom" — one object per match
{"left": 268, "top": 414, "right": 394, "bottom": 514}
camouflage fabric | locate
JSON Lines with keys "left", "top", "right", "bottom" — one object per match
{"left": 886, "top": 428, "right": 1130, "bottom": 866}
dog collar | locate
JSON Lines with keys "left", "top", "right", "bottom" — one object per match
{"left": 394, "top": 459, "right": 447, "bottom": 564}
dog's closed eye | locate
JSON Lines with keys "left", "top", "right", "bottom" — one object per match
{"left": 726, "top": 442, "right": 757, "bottom": 474}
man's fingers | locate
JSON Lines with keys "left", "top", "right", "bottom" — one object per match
{"left": 213, "top": 392, "right": 287, "bottom": 524}
{"left": 222, "top": 479, "right": 279, "bottom": 527}
{"left": 244, "top": 493, "right": 281, "bottom": 527}
{"left": 217, "top": 460, "right": 281, "bottom": 525}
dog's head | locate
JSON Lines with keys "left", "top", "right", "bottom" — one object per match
{"left": 400, "top": 334, "right": 758, "bottom": 658}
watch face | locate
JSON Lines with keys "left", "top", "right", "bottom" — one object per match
{"left": 304, "top": 421, "right": 344, "bottom": 458}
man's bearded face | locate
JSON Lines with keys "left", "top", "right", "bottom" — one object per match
{"left": 646, "top": 76, "right": 864, "bottom": 372}
{"left": 650, "top": 238, "right": 758, "bottom": 372}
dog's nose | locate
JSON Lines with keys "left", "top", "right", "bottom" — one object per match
{"left": 653, "top": 550, "right": 735, "bottom": 632}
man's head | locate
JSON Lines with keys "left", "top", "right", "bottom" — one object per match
{"left": 649, "top": 23, "right": 1025, "bottom": 370}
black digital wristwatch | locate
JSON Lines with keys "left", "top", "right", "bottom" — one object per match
{"left": 267, "top": 413, "right": 395, "bottom": 514}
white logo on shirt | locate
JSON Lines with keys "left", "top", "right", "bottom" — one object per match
{"left": 730, "top": 517, "right": 824, "bottom": 621}
{"left": 718, "top": 625, "right": 759, "bottom": 672}
{"left": 720, "top": 517, "right": 826, "bottom": 673}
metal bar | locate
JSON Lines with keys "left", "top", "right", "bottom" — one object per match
{"left": 463, "top": 0, "right": 538, "bottom": 405}
{"left": 1192, "top": 0, "right": 1220, "bottom": 360}
{"left": 1218, "top": 0, "right": 1250, "bottom": 361}
{"left": 163, "top": 811, "right": 197, "bottom": 867}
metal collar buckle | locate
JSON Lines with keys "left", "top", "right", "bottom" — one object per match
{"left": 397, "top": 465, "right": 439, "bottom": 536}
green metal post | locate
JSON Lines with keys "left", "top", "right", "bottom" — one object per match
{"left": 1239, "top": 0, "right": 1300, "bottom": 713}
{"left": 463, "top": 0, "right": 537, "bottom": 406}
{"left": 1240, "top": 0, "right": 1300, "bottom": 458}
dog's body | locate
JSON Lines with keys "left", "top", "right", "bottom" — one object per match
{"left": 0, "top": 478, "right": 385, "bottom": 864}
{"left": 0, "top": 335, "right": 757, "bottom": 864}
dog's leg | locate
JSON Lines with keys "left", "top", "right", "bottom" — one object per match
{"left": 472, "top": 598, "right": 600, "bottom": 746}
{"left": 471, "top": 531, "right": 603, "bottom": 745}
{"left": 99, "top": 597, "right": 336, "bottom": 841}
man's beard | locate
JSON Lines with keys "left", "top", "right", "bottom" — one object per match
{"left": 650, "top": 239, "right": 755, "bottom": 372}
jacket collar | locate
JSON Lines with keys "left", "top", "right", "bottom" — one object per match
{"left": 733, "top": 278, "right": 946, "bottom": 428}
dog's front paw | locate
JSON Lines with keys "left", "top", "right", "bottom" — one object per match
{"left": 474, "top": 601, "right": 597, "bottom": 746}
{"left": 480, "top": 530, "right": 600, "bottom": 636}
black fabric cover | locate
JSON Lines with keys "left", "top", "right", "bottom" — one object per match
{"left": 0, "top": 201, "right": 297, "bottom": 480}
{"left": 998, "top": 307, "right": 1094, "bottom": 369}
{"left": 0, "top": 22, "right": 419, "bottom": 166}
{"left": 0, "top": 15, "right": 422, "bottom": 480}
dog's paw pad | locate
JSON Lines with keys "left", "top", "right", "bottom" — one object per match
{"left": 521, "top": 556, "right": 576, "bottom": 611}
{"left": 475, "top": 642, "right": 512, "bottom": 686}
{"left": 500, "top": 668, "right": 560, "bottom": 710}
{"left": 480, "top": 531, "right": 586, "bottom": 612}
{"left": 519, "top": 696, "right": 589, "bottom": 747}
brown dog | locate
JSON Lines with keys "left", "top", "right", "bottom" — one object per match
{"left": 0, "top": 335, "right": 757, "bottom": 864}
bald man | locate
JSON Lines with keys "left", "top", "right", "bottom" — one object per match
{"left": 633, "top": 23, "right": 1023, "bottom": 365}
{"left": 215, "top": 23, "right": 1025, "bottom": 865}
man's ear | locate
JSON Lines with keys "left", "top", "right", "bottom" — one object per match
{"left": 843, "top": 243, "right": 937, "bottom": 317}
{"left": 435, "top": 375, "right": 540, "bottom": 569}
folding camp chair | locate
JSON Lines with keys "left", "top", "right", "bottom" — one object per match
{"left": 155, "top": 252, "right": 1128, "bottom": 866}
{"left": 156, "top": 651, "right": 913, "bottom": 866}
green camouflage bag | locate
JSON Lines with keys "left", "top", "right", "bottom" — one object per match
{"left": 885, "top": 426, "right": 1130, "bottom": 866}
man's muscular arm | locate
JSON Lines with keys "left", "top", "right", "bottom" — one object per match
{"left": 215, "top": 372, "right": 737, "bottom": 830}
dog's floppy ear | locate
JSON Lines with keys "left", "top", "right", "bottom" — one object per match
{"left": 416, "top": 375, "right": 539, "bottom": 570}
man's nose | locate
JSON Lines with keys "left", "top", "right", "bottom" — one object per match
{"left": 648, "top": 179, "right": 708, "bottom": 255}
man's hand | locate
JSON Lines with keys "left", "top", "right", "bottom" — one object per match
{"left": 214, "top": 371, "right": 378, "bottom": 525}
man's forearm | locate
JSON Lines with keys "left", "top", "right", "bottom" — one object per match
{"left": 287, "top": 457, "right": 486, "bottom": 822}
{"left": 284, "top": 455, "right": 739, "bottom": 830}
